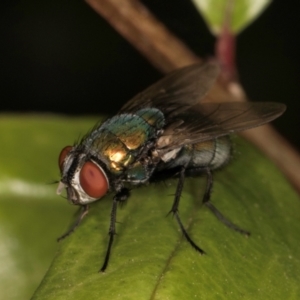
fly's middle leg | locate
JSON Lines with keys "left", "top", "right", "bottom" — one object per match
{"left": 169, "top": 166, "right": 205, "bottom": 254}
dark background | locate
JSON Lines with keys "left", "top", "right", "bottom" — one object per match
{"left": 1, "top": 0, "right": 299, "bottom": 148}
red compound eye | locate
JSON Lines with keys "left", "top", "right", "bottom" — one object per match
{"left": 58, "top": 146, "right": 72, "bottom": 171}
{"left": 79, "top": 161, "right": 108, "bottom": 199}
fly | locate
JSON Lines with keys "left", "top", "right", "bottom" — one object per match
{"left": 57, "top": 62, "right": 286, "bottom": 272}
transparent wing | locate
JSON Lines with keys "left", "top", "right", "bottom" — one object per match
{"left": 118, "top": 61, "right": 219, "bottom": 116}
{"left": 157, "top": 102, "right": 286, "bottom": 149}
{"left": 117, "top": 61, "right": 285, "bottom": 151}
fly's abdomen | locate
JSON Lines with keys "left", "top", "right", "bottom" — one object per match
{"left": 158, "top": 136, "right": 231, "bottom": 172}
{"left": 191, "top": 136, "right": 231, "bottom": 170}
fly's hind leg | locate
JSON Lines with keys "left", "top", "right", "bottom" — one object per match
{"left": 169, "top": 166, "right": 205, "bottom": 254}
{"left": 203, "top": 168, "right": 250, "bottom": 236}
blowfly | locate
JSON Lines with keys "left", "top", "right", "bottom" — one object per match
{"left": 57, "top": 62, "right": 286, "bottom": 271}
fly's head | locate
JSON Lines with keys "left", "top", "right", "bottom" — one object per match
{"left": 57, "top": 145, "right": 109, "bottom": 205}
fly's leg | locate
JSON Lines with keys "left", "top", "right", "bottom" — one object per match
{"left": 100, "top": 188, "right": 130, "bottom": 272}
{"left": 203, "top": 168, "right": 250, "bottom": 236}
{"left": 57, "top": 205, "right": 89, "bottom": 242}
{"left": 169, "top": 166, "right": 205, "bottom": 254}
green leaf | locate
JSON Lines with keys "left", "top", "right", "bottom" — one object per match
{"left": 1, "top": 115, "right": 299, "bottom": 300}
{"left": 191, "top": 0, "right": 272, "bottom": 34}
{"left": 0, "top": 115, "right": 97, "bottom": 300}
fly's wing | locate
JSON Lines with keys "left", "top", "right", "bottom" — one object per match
{"left": 118, "top": 62, "right": 219, "bottom": 117}
{"left": 157, "top": 102, "right": 286, "bottom": 150}
{"left": 117, "top": 61, "right": 285, "bottom": 152}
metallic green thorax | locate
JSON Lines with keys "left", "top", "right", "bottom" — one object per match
{"left": 82, "top": 108, "right": 165, "bottom": 182}
{"left": 81, "top": 106, "right": 231, "bottom": 183}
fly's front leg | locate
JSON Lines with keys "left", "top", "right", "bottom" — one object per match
{"left": 100, "top": 188, "right": 130, "bottom": 272}
{"left": 57, "top": 205, "right": 89, "bottom": 242}
{"left": 169, "top": 166, "right": 205, "bottom": 254}
{"left": 203, "top": 168, "right": 250, "bottom": 236}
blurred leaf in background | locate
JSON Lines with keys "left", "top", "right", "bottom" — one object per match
{"left": 192, "top": 0, "right": 272, "bottom": 34}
